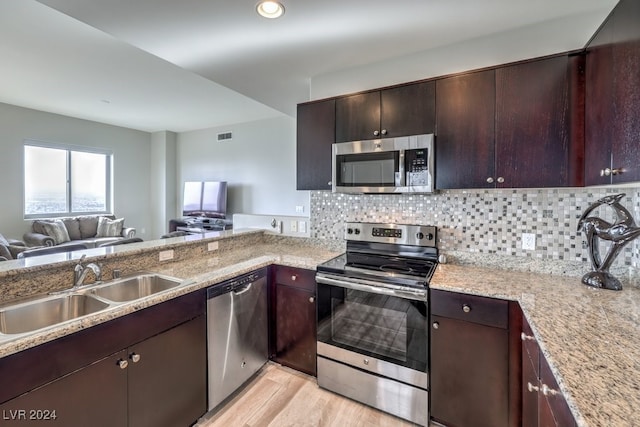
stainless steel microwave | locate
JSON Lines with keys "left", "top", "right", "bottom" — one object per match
{"left": 332, "top": 134, "right": 435, "bottom": 194}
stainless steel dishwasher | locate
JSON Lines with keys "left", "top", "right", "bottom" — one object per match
{"left": 207, "top": 268, "right": 268, "bottom": 410}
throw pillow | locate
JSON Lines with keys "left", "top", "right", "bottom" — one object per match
{"left": 41, "top": 220, "right": 71, "bottom": 245}
{"left": 0, "top": 232, "right": 9, "bottom": 246}
{"left": 63, "top": 218, "right": 82, "bottom": 241}
{"left": 78, "top": 216, "right": 100, "bottom": 239}
{"left": 96, "top": 217, "right": 124, "bottom": 238}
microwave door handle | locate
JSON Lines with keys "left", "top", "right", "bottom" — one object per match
{"left": 398, "top": 150, "right": 405, "bottom": 186}
{"left": 316, "top": 275, "right": 427, "bottom": 301}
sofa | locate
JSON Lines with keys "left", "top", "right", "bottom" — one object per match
{"left": 0, "top": 233, "right": 30, "bottom": 261}
{"left": 23, "top": 215, "right": 136, "bottom": 248}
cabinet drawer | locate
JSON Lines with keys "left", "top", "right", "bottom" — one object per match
{"left": 540, "top": 354, "right": 576, "bottom": 427}
{"left": 522, "top": 315, "right": 540, "bottom": 376}
{"left": 431, "top": 289, "right": 508, "bottom": 329}
{"left": 273, "top": 265, "right": 316, "bottom": 292}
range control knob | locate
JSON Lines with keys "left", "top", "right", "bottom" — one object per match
{"left": 426, "top": 233, "right": 434, "bottom": 241}
{"left": 416, "top": 232, "right": 424, "bottom": 240}
{"left": 347, "top": 228, "right": 353, "bottom": 234}
{"left": 354, "top": 229, "right": 360, "bottom": 235}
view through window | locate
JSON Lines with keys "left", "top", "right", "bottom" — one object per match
{"left": 24, "top": 142, "right": 112, "bottom": 217}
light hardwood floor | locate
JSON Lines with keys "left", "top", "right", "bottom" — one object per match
{"left": 196, "top": 362, "right": 424, "bottom": 427}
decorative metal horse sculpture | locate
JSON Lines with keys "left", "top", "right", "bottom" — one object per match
{"left": 577, "top": 193, "right": 640, "bottom": 290}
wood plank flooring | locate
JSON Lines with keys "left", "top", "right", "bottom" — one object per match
{"left": 196, "top": 362, "right": 425, "bottom": 427}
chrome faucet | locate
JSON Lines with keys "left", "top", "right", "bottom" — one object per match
{"left": 73, "top": 254, "right": 102, "bottom": 288}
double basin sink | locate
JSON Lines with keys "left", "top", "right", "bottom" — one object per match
{"left": 0, "top": 273, "right": 185, "bottom": 338}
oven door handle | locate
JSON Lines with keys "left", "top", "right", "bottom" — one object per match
{"left": 316, "top": 274, "right": 427, "bottom": 301}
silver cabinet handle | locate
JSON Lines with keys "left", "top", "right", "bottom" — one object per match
{"left": 117, "top": 359, "right": 128, "bottom": 369}
{"left": 432, "top": 321, "right": 439, "bottom": 329}
{"left": 497, "top": 177, "right": 505, "bottom": 183}
{"left": 381, "top": 129, "right": 388, "bottom": 135}
{"left": 291, "top": 275, "right": 297, "bottom": 281}
{"left": 309, "top": 296, "right": 315, "bottom": 303}
{"left": 541, "top": 384, "right": 559, "bottom": 396}
{"left": 328, "top": 181, "right": 332, "bottom": 186}
{"left": 373, "top": 130, "right": 380, "bottom": 136}
{"left": 521, "top": 332, "right": 535, "bottom": 341}
{"left": 462, "top": 304, "right": 471, "bottom": 313}
{"left": 363, "top": 359, "right": 370, "bottom": 365}
{"left": 130, "top": 353, "right": 141, "bottom": 363}
{"left": 527, "top": 382, "right": 539, "bottom": 393}
{"left": 601, "top": 168, "right": 623, "bottom": 177}
{"left": 486, "top": 177, "right": 494, "bottom": 184}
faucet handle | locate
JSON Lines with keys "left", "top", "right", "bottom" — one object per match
{"left": 76, "top": 254, "right": 87, "bottom": 265}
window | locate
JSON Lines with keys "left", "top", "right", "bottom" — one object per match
{"left": 24, "top": 141, "right": 112, "bottom": 218}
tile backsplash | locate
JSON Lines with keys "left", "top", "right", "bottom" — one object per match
{"left": 310, "top": 187, "right": 640, "bottom": 270}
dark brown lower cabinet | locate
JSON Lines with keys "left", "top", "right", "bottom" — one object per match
{"left": 270, "top": 265, "right": 317, "bottom": 376}
{"left": 0, "top": 291, "right": 207, "bottom": 427}
{"left": 0, "top": 350, "right": 128, "bottom": 426}
{"left": 128, "top": 315, "right": 207, "bottom": 427}
{"left": 521, "top": 315, "right": 576, "bottom": 427}
{"left": 430, "top": 290, "right": 519, "bottom": 427}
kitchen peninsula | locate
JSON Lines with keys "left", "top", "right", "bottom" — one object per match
{"left": 0, "top": 230, "right": 637, "bottom": 426}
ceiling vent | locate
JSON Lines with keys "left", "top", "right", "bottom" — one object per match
{"left": 217, "top": 132, "right": 233, "bottom": 142}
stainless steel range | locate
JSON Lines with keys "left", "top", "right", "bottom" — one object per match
{"left": 315, "top": 222, "right": 437, "bottom": 426}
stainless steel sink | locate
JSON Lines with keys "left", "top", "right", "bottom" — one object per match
{"left": 0, "top": 294, "right": 110, "bottom": 335}
{"left": 88, "top": 274, "right": 183, "bottom": 302}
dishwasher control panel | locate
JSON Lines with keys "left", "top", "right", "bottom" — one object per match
{"left": 206, "top": 268, "right": 266, "bottom": 299}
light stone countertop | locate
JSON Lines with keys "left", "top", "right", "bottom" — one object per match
{"left": 431, "top": 264, "right": 640, "bottom": 427}
{"left": 0, "top": 234, "right": 637, "bottom": 427}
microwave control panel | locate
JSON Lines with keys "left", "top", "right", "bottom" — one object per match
{"left": 405, "top": 149, "right": 429, "bottom": 186}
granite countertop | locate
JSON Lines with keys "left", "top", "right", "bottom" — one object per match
{"left": 431, "top": 264, "right": 640, "bottom": 427}
{"left": 0, "top": 235, "right": 637, "bottom": 427}
{"left": 0, "top": 237, "right": 341, "bottom": 358}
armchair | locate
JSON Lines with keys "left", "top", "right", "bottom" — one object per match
{"left": 0, "top": 233, "right": 31, "bottom": 261}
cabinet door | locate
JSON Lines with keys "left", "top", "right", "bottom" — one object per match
{"left": 522, "top": 345, "right": 539, "bottom": 427}
{"left": 274, "top": 283, "right": 317, "bottom": 376}
{"left": 381, "top": 81, "right": 435, "bottom": 138}
{"left": 296, "top": 99, "right": 335, "bottom": 190}
{"left": 128, "top": 316, "right": 207, "bottom": 427}
{"left": 611, "top": 0, "right": 640, "bottom": 184}
{"left": 585, "top": 13, "right": 615, "bottom": 186}
{"left": 496, "top": 56, "right": 575, "bottom": 188}
{"left": 539, "top": 353, "right": 576, "bottom": 427}
{"left": 335, "top": 91, "right": 381, "bottom": 142}
{"left": 0, "top": 350, "right": 128, "bottom": 427}
{"left": 435, "top": 70, "right": 496, "bottom": 189}
{"left": 430, "top": 315, "right": 509, "bottom": 427}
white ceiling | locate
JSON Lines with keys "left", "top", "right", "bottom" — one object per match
{"left": 0, "top": 0, "right": 618, "bottom": 132}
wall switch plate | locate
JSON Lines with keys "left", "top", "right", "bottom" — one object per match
{"left": 207, "top": 242, "right": 219, "bottom": 251}
{"left": 295, "top": 205, "right": 304, "bottom": 213}
{"left": 290, "top": 220, "right": 298, "bottom": 232}
{"left": 159, "top": 250, "right": 174, "bottom": 261}
{"left": 522, "top": 233, "right": 536, "bottom": 251}
{"left": 298, "top": 220, "right": 307, "bottom": 233}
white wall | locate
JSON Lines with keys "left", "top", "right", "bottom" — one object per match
{"left": 150, "top": 131, "right": 177, "bottom": 238}
{"left": 0, "top": 102, "right": 152, "bottom": 241}
{"left": 177, "top": 116, "right": 309, "bottom": 217}
{"left": 310, "top": 9, "right": 611, "bottom": 100}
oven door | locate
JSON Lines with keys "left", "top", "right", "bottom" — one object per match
{"left": 316, "top": 273, "right": 429, "bottom": 377}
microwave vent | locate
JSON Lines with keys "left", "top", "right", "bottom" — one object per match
{"left": 217, "top": 132, "right": 233, "bottom": 142}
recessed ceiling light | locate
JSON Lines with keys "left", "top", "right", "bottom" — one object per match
{"left": 256, "top": 1, "right": 285, "bottom": 19}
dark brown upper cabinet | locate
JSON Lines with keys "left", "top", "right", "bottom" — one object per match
{"left": 436, "top": 54, "right": 584, "bottom": 190}
{"left": 436, "top": 69, "right": 496, "bottom": 189}
{"left": 296, "top": 99, "right": 335, "bottom": 191}
{"left": 495, "top": 54, "right": 584, "bottom": 189}
{"left": 585, "top": 0, "right": 640, "bottom": 185}
{"left": 335, "top": 81, "right": 435, "bottom": 142}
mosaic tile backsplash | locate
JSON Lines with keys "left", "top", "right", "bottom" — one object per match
{"left": 310, "top": 187, "right": 640, "bottom": 269}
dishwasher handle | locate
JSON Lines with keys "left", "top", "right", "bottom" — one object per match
{"left": 232, "top": 282, "right": 253, "bottom": 295}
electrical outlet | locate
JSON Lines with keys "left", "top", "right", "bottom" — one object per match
{"left": 295, "top": 205, "right": 304, "bottom": 213}
{"left": 298, "top": 220, "right": 307, "bottom": 233}
{"left": 290, "top": 220, "right": 298, "bottom": 232}
{"left": 159, "top": 250, "right": 174, "bottom": 261}
{"left": 522, "top": 233, "right": 536, "bottom": 251}
{"left": 207, "top": 242, "right": 219, "bottom": 251}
